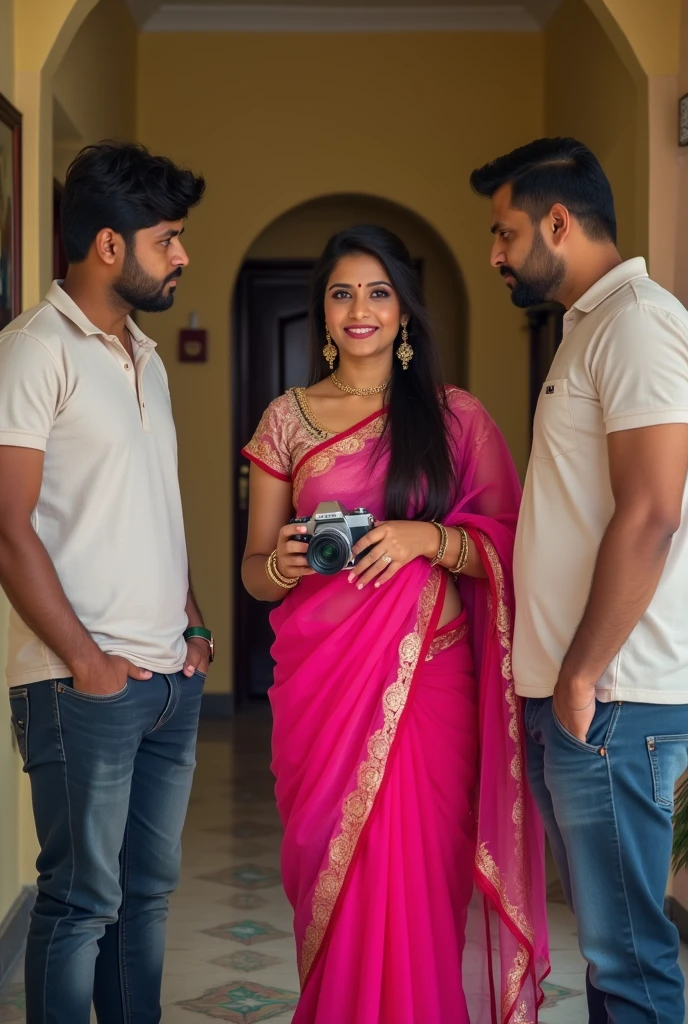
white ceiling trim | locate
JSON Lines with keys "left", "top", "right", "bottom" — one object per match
{"left": 142, "top": 4, "right": 540, "bottom": 33}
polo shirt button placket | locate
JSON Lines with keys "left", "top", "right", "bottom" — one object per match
{"left": 138, "top": 373, "right": 149, "bottom": 430}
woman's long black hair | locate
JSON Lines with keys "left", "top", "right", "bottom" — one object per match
{"left": 309, "top": 224, "right": 457, "bottom": 522}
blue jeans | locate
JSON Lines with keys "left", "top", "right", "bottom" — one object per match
{"left": 525, "top": 697, "right": 688, "bottom": 1024}
{"left": 8, "top": 672, "right": 204, "bottom": 1024}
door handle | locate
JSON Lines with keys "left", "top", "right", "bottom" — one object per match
{"left": 238, "top": 464, "right": 249, "bottom": 511}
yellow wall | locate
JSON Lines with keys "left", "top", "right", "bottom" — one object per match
{"left": 52, "top": 0, "right": 137, "bottom": 182}
{"left": 674, "top": 0, "right": 688, "bottom": 307}
{"left": 0, "top": 0, "right": 14, "bottom": 102}
{"left": 13, "top": 0, "right": 100, "bottom": 77}
{"left": 247, "top": 194, "right": 467, "bottom": 387}
{"left": 14, "top": 0, "right": 100, "bottom": 308}
{"left": 545, "top": 0, "right": 644, "bottom": 261}
{"left": 0, "top": 0, "right": 21, "bottom": 924}
{"left": 137, "top": 30, "right": 545, "bottom": 697}
{"left": 585, "top": 0, "right": 680, "bottom": 77}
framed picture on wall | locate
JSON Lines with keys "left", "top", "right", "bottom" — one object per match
{"left": 0, "top": 92, "right": 21, "bottom": 329}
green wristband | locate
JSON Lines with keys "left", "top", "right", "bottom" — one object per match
{"left": 184, "top": 626, "right": 214, "bottom": 664}
{"left": 184, "top": 627, "right": 211, "bottom": 643}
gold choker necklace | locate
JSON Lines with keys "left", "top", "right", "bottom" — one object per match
{"left": 331, "top": 372, "right": 390, "bottom": 397}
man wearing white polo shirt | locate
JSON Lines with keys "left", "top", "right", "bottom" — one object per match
{"left": 0, "top": 143, "right": 209, "bottom": 1024}
{"left": 472, "top": 138, "right": 688, "bottom": 1024}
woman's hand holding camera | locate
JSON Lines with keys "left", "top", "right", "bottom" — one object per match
{"left": 275, "top": 524, "right": 316, "bottom": 580}
{"left": 349, "top": 521, "right": 439, "bottom": 589}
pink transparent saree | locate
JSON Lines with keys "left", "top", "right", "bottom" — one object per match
{"left": 243, "top": 387, "right": 549, "bottom": 1023}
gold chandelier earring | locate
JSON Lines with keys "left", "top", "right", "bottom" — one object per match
{"left": 397, "top": 319, "right": 414, "bottom": 371}
{"left": 323, "top": 326, "right": 338, "bottom": 371}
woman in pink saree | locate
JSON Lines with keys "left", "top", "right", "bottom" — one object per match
{"left": 241, "top": 225, "right": 549, "bottom": 1023}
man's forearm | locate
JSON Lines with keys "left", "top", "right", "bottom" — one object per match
{"left": 0, "top": 523, "right": 102, "bottom": 675}
{"left": 559, "top": 510, "right": 674, "bottom": 690}
{"left": 185, "top": 576, "right": 205, "bottom": 628}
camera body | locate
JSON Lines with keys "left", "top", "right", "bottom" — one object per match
{"left": 290, "top": 501, "right": 375, "bottom": 576}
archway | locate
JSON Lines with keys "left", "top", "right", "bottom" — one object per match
{"left": 13, "top": 0, "right": 100, "bottom": 306}
{"left": 231, "top": 193, "right": 468, "bottom": 707}
{"left": 240, "top": 192, "right": 468, "bottom": 387}
{"left": 579, "top": 0, "right": 681, "bottom": 291}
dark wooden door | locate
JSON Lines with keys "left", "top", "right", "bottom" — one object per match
{"left": 233, "top": 261, "right": 315, "bottom": 703}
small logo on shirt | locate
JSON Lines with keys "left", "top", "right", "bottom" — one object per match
{"left": 545, "top": 385, "right": 555, "bottom": 395}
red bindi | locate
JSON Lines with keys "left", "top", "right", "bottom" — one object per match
{"left": 358, "top": 283, "right": 362, "bottom": 288}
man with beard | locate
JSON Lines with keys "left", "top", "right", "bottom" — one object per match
{"left": 0, "top": 142, "right": 210, "bottom": 1024}
{"left": 471, "top": 137, "right": 688, "bottom": 1024}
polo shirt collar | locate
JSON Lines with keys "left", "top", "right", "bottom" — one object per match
{"left": 46, "top": 280, "right": 157, "bottom": 350}
{"left": 572, "top": 257, "right": 648, "bottom": 314}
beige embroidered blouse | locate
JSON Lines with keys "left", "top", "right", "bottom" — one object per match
{"left": 242, "top": 388, "right": 344, "bottom": 481}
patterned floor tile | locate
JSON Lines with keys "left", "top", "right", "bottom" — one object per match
{"left": 0, "top": 715, "right": 615, "bottom": 1023}
{"left": 0, "top": 984, "right": 25, "bottom": 1022}
{"left": 201, "top": 920, "right": 292, "bottom": 946}
{"left": 211, "top": 951, "right": 285, "bottom": 973}
{"left": 199, "top": 865, "right": 282, "bottom": 891}
{"left": 228, "top": 842, "right": 270, "bottom": 859}
{"left": 233, "top": 790, "right": 275, "bottom": 806}
{"left": 541, "top": 981, "right": 584, "bottom": 1007}
{"left": 230, "top": 824, "right": 281, "bottom": 840}
{"left": 225, "top": 893, "right": 270, "bottom": 911}
{"left": 204, "top": 823, "right": 281, "bottom": 839}
{"left": 177, "top": 981, "right": 299, "bottom": 1022}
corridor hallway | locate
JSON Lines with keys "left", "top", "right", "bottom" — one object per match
{"left": 2, "top": 705, "right": 688, "bottom": 1023}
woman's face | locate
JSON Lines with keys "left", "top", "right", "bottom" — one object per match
{"left": 324, "top": 253, "right": 404, "bottom": 364}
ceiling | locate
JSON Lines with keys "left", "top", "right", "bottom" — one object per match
{"left": 125, "top": 0, "right": 562, "bottom": 33}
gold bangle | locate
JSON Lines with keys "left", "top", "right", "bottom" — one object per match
{"left": 430, "top": 522, "right": 449, "bottom": 567}
{"left": 269, "top": 551, "right": 299, "bottom": 588}
{"left": 266, "top": 556, "right": 298, "bottom": 590}
{"left": 450, "top": 526, "right": 470, "bottom": 575}
{"left": 272, "top": 551, "right": 296, "bottom": 586}
{"left": 266, "top": 550, "right": 300, "bottom": 590}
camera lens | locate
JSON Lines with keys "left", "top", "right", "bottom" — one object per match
{"left": 307, "top": 529, "right": 351, "bottom": 575}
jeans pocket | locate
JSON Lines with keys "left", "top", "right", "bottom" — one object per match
{"left": 551, "top": 699, "right": 620, "bottom": 754}
{"left": 8, "top": 688, "right": 29, "bottom": 767}
{"left": 57, "top": 679, "right": 129, "bottom": 703}
{"left": 646, "top": 735, "right": 688, "bottom": 810}
{"left": 524, "top": 697, "right": 545, "bottom": 737}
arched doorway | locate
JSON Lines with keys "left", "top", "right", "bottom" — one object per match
{"left": 231, "top": 193, "right": 467, "bottom": 704}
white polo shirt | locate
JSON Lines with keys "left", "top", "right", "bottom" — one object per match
{"left": 0, "top": 282, "right": 188, "bottom": 685}
{"left": 514, "top": 258, "right": 688, "bottom": 704}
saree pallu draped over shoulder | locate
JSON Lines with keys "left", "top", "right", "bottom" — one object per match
{"left": 243, "top": 387, "right": 550, "bottom": 1024}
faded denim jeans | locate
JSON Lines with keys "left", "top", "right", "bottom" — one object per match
{"left": 525, "top": 696, "right": 688, "bottom": 1024}
{"left": 9, "top": 671, "right": 204, "bottom": 1024}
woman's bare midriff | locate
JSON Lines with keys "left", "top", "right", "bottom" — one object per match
{"left": 438, "top": 574, "right": 463, "bottom": 628}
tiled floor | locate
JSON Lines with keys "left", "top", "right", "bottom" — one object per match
{"left": 2, "top": 704, "right": 688, "bottom": 1023}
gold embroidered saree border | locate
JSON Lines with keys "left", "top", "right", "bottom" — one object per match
{"left": 292, "top": 414, "right": 386, "bottom": 507}
{"left": 476, "top": 530, "right": 536, "bottom": 1023}
{"left": 298, "top": 569, "right": 441, "bottom": 986}
{"left": 425, "top": 621, "right": 468, "bottom": 661}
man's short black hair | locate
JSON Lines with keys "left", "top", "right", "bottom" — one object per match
{"left": 470, "top": 137, "right": 616, "bottom": 245}
{"left": 61, "top": 141, "right": 206, "bottom": 264}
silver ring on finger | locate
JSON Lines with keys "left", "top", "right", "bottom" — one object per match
{"left": 381, "top": 554, "right": 392, "bottom": 565}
